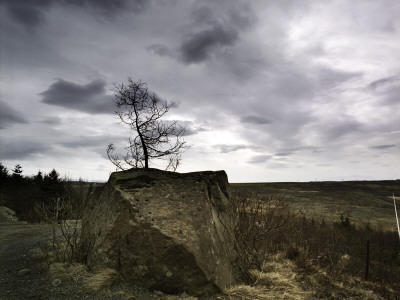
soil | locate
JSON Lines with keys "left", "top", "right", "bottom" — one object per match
{"left": 0, "top": 220, "right": 228, "bottom": 300}
{"left": 0, "top": 220, "right": 95, "bottom": 299}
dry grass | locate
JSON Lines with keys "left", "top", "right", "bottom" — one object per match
{"left": 225, "top": 254, "right": 313, "bottom": 300}
{"left": 224, "top": 252, "right": 387, "bottom": 300}
{"left": 85, "top": 268, "right": 120, "bottom": 292}
{"left": 48, "top": 262, "right": 88, "bottom": 284}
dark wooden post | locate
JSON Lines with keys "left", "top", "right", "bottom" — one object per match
{"left": 365, "top": 239, "right": 370, "bottom": 281}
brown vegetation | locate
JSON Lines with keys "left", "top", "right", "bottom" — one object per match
{"left": 2, "top": 162, "right": 399, "bottom": 298}
{"left": 231, "top": 190, "right": 400, "bottom": 299}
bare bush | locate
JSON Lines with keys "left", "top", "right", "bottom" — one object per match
{"left": 35, "top": 179, "right": 94, "bottom": 263}
{"left": 232, "top": 191, "right": 291, "bottom": 277}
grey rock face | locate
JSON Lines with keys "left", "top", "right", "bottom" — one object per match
{"left": 80, "top": 168, "right": 238, "bottom": 296}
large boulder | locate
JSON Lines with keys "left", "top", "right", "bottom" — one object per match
{"left": 80, "top": 168, "right": 238, "bottom": 296}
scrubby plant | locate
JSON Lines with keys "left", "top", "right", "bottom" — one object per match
{"left": 35, "top": 179, "right": 95, "bottom": 263}
{"left": 232, "top": 191, "right": 291, "bottom": 279}
{"left": 231, "top": 190, "right": 400, "bottom": 298}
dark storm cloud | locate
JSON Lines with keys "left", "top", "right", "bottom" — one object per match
{"left": 66, "top": 0, "right": 147, "bottom": 19}
{"left": 248, "top": 155, "right": 273, "bottom": 164}
{"left": 368, "top": 76, "right": 399, "bottom": 90}
{"left": 370, "top": 144, "right": 396, "bottom": 150}
{"left": 0, "top": 0, "right": 53, "bottom": 28}
{"left": 0, "top": 0, "right": 145, "bottom": 28}
{"left": 68, "top": 0, "right": 131, "bottom": 12}
{"left": 40, "top": 79, "right": 114, "bottom": 114}
{"left": 0, "top": 139, "right": 51, "bottom": 160}
{"left": 176, "top": 3, "right": 254, "bottom": 64}
{"left": 0, "top": 101, "right": 28, "bottom": 129}
{"left": 179, "top": 25, "right": 238, "bottom": 64}
{"left": 241, "top": 115, "right": 272, "bottom": 125}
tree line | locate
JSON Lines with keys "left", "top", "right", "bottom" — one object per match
{"left": 0, "top": 162, "right": 71, "bottom": 222}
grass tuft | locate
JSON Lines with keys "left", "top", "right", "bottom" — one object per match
{"left": 85, "top": 268, "right": 120, "bottom": 292}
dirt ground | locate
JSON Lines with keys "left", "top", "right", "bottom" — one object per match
{"left": 0, "top": 220, "right": 102, "bottom": 299}
{"left": 0, "top": 220, "right": 228, "bottom": 300}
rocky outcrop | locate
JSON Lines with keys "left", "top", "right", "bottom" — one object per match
{"left": 80, "top": 168, "right": 238, "bottom": 296}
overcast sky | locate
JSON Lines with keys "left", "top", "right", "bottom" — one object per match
{"left": 1, "top": 0, "right": 399, "bottom": 182}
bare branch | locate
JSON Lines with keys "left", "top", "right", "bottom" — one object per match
{"left": 107, "top": 78, "right": 189, "bottom": 171}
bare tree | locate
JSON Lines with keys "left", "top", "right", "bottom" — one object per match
{"left": 107, "top": 78, "right": 188, "bottom": 171}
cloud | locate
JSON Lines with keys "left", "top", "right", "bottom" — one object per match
{"left": 40, "top": 78, "right": 114, "bottom": 114}
{"left": 248, "top": 154, "right": 273, "bottom": 164}
{"left": 370, "top": 144, "right": 396, "bottom": 150}
{"left": 324, "top": 119, "right": 363, "bottom": 140}
{"left": 368, "top": 76, "right": 399, "bottom": 90}
{"left": 146, "top": 44, "right": 175, "bottom": 58}
{"left": 58, "top": 136, "right": 109, "bottom": 149}
{"left": 67, "top": 0, "right": 147, "bottom": 18}
{"left": 179, "top": 25, "right": 238, "bottom": 64}
{"left": 58, "top": 135, "right": 115, "bottom": 158}
{"left": 179, "top": 121, "right": 208, "bottom": 136}
{"left": 215, "top": 144, "right": 254, "bottom": 153}
{"left": 274, "top": 152, "right": 292, "bottom": 157}
{"left": 0, "top": 0, "right": 145, "bottom": 29}
{"left": 0, "top": 0, "right": 53, "bottom": 28}
{"left": 0, "top": 101, "right": 29, "bottom": 129}
{"left": 241, "top": 115, "right": 272, "bottom": 125}
{"left": 0, "top": 138, "right": 51, "bottom": 160}
{"left": 150, "top": 3, "right": 255, "bottom": 65}
{"left": 278, "top": 146, "right": 324, "bottom": 154}
{"left": 40, "top": 117, "right": 62, "bottom": 125}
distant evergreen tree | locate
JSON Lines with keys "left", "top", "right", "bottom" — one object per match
{"left": 0, "top": 162, "right": 9, "bottom": 187}
{"left": 10, "top": 164, "right": 26, "bottom": 186}
{"left": 12, "top": 164, "right": 23, "bottom": 178}
{"left": 43, "top": 169, "right": 63, "bottom": 197}
{"left": 33, "top": 170, "right": 44, "bottom": 187}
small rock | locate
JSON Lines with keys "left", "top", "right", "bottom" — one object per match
{"left": 52, "top": 278, "right": 62, "bottom": 287}
{"left": 18, "top": 269, "right": 31, "bottom": 276}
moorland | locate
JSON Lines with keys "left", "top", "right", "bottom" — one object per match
{"left": 232, "top": 180, "right": 399, "bottom": 230}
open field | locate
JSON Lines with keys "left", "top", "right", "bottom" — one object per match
{"left": 231, "top": 180, "right": 400, "bottom": 230}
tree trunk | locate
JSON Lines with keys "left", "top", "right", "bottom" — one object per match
{"left": 133, "top": 104, "right": 149, "bottom": 169}
{"left": 138, "top": 131, "right": 148, "bottom": 168}
{"left": 144, "top": 145, "right": 149, "bottom": 168}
